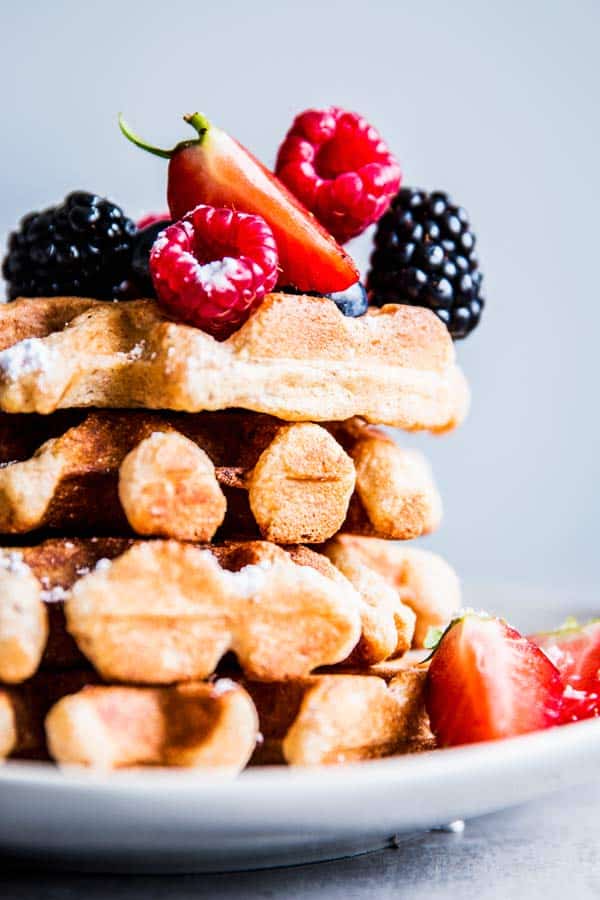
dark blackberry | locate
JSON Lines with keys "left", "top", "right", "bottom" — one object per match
{"left": 1, "top": 192, "right": 136, "bottom": 301}
{"left": 367, "top": 187, "right": 485, "bottom": 339}
{"left": 279, "top": 281, "right": 368, "bottom": 317}
{"left": 130, "top": 219, "right": 171, "bottom": 296}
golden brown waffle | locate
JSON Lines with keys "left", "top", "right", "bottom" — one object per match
{"left": 0, "top": 410, "right": 440, "bottom": 543}
{"left": 0, "top": 669, "right": 96, "bottom": 760}
{"left": 45, "top": 679, "right": 258, "bottom": 770}
{"left": 65, "top": 540, "right": 363, "bottom": 683}
{"left": 0, "top": 670, "right": 258, "bottom": 771}
{"left": 0, "top": 294, "right": 469, "bottom": 430}
{"left": 324, "top": 536, "right": 461, "bottom": 647}
{"left": 0, "top": 537, "right": 420, "bottom": 684}
{"left": 0, "top": 666, "right": 431, "bottom": 770}
{"left": 0, "top": 552, "right": 48, "bottom": 683}
{"left": 319, "top": 538, "right": 415, "bottom": 665}
{"left": 244, "top": 667, "right": 434, "bottom": 765}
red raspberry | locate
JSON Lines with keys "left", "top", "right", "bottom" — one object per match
{"left": 275, "top": 107, "right": 401, "bottom": 244}
{"left": 136, "top": 211, "right": 170, "bottom": 230}
{"left": 149, "top": 204, "right": 278, "bottom": 338}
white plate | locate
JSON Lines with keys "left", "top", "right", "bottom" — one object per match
{"left": 2, "top": 582, "right": 599, "bottom": 873}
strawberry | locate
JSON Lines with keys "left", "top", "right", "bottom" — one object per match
{"left": 530, "top": 619, "right": 600, "bottom": 723}
{"left": 119, "top": 113, "right": 359, "bottom": 294}
{"left": 425, "top": 613, "right": 563, "bottom": 747}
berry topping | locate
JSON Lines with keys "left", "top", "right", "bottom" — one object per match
{"left": 367, "top": 188, "right": 484, "bottom": 339}
{"left": 281, "top": 281, "right": 368, "bottom": 317}
{"left": 136, "top": 212, "right": 171, "bottom": 230}
{"left": 326, "top": 281, "right": 369, "bottom": 317}
{"left": 120, "top": 113, "right": 359, "bottom": 294}
{"left": 275, "top": 107, "right": 401, "bottom": 244}
{"left": 130, "top": 218, "right": 171, "bottom": 296}
{"left": 2, "top": 192, "right": 136, "bottom": 301}
{"left": 426, "top": 613, "right": 563, "bottom": 747}
{"left": 530, "top": 620, "right": 600, "bottom": 723}
{"left": 149, "top": 204, "right": 278, "bottom": 338}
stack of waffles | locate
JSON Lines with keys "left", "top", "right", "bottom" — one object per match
{"left": 0, "top": 291, "right": 468, "bottom": 771}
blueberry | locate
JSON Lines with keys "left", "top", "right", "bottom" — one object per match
{"left": 327, "top": 281, "right": 368, "bottom": 317}
{"left": 130, "top": 220, "right": 171, "bottom": 295}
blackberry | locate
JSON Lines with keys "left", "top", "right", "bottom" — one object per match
{"left": 280, "top": 281, "right": 368, "bottom": 317}
{"left": 2, "top": 192, "right": 137, "bottom": 301}
{"left": 367, "top": 188, "right": 484, "bottom": 339}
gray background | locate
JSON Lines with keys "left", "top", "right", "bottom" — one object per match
{"left": 1, "top": 0, "right": 599, "bottom": 591}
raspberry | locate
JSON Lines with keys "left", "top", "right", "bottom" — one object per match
{"left": 149, "top": 204, "right": 278, "bottom": 338}
{"left": 275, "top": 107, "right": 401, "bottom": 244}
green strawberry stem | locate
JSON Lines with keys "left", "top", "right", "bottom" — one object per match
{"left": 118, "top": 112, "right": 210, "bottom": 159}
{"left": 182, "top": 113, "right": 210, "bottom": 139}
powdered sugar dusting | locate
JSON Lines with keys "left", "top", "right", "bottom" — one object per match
{"left": 94, "top": 558, "right": 112, "bottom": 573}
{"left": 212, "top": 678, "right": 238, "bottom": 696}
{"left": 40, "top": 585, "right": 68, "bottom": 603}
{"left": 0, "top": 338, "right": 56, "bottom": 382}
{"left": 0, "top": 550, "right": 30, "bottom": 577}
{"left": 223, "top": 561, "right": 272, "bottom": 599}
{"left": 127, "top": 340, "right": 146, "bottom": 361}
{"left": 152, "top": 230, "right": 171, "bottom": 254}
{"left": 194, "top": 256, "right": 242, "bottom": 291}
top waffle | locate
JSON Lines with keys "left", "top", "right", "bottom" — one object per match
{"left": 0, "top": 293, "right": 469, "bottom": 429}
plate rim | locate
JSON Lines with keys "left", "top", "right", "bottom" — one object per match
{"left": 3, "top": 715, "right": 600, "bottom": 795}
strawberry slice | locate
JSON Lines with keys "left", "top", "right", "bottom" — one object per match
{"left": 530, "top": 620, "right": 600, "bottom": 723}
{"left": 425, "top": 613, "right": 563, "bottom": 747}
{"left": 120, "top": 113, "right": 359, "bottom": 294}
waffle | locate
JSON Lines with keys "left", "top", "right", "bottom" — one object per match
{"left": 244, "top": 667, "right": 434, "bottom": 765}
{"left": 0, "top": 666, "right": 432, "bottom": 770}
{"left": 0, "top": 410, "right": 441, "bottom": 543}
{"left": 0, "top": 668, "right": 95, "bottom": 760}
{"left": 0, "top": 538, "right": 423, "bottom": 685}
{"left": 324, "top": 536, "right": 461, "bottom": 647}
{"left": 0, "top": 670, "right": 258, "bottom": 771}
{"left": 0, "top": 294, "right": 469, "bottom": 430}
{"left": 0, "top": 553, "right": 48, "bottom": 683}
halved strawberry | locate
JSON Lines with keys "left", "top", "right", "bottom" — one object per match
{"left": 425, "top": 613, "right": 563, "bottom": 747}
{"left": 120, "top": 113, "right": 359, "bottom": 294}
{"left": 530, "top": 619, "right": 600, "bottom": 723}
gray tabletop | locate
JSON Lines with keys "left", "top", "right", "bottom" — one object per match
{"left": 2, "top": 781, "right": 599, "bottom": 899}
